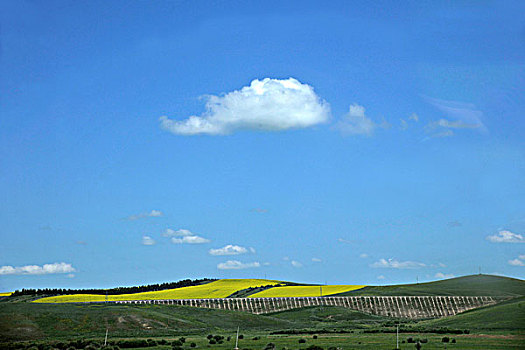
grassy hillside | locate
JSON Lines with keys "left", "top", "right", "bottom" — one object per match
{"left": 338, "top": 274, "right": 525, "bottom": 297}
{"left": 33, "top": 279, "right": 282, "bottom": 303}
{"left": 249, "top": 285, "right": 365, "bottom": 298}
{"left": 0, "top": 302, "right": 389, "bottom": 341}
{"left": 420, "top": 296, "right": 525, "bottom": 331}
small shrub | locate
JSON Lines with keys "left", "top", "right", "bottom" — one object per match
{"left": 298, "top": 339, "right": 306, "bottom": 344}
{"left": 209, "top": 340, "right": 216, "bottom": 345}
{"left": 252, "top": 337, "right": 260, "bottom": 341}
{"left": 451, "top": 339, "right": 456, "bottom": 343}
{"left": 305, "top": 345, "right": 323, "bottom": 350}
{"left": 179, "top": 337, "right": 186, "bottom": 343}
{"left": 464, "top": 329, "right": 470, "bottom": 334}
{"left": 238, "top": 335, "right": 244, "bottom": 339}
{"left": 172, "top": 341, "right": 183, "bottom": 347}
{"left": 407, "top": 337, "right": 415, "bottom": 343}
{"left": 312, "top": 335, "right": 318, "bottom": 339}
{"left": 420, "top": 339, "right": 428, "bottom": 343}
{"left": 190, "top": 343, "right": 197, "bottom": 348}
{"left": 227, "top": 337, "right": 231, "bottom": 342}
{"left": 207, "top": 335, "right": 213, "bottom": 340}
{"left": 265, "top": 343, "right": 275, "bottom": 350}
{"left": 442, "top": 337, "right": 450, "bottom": 343}
{"left": 159, "top": 340, "right": 168, "bottom": 345}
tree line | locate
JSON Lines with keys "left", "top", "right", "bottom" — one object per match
{"left": 11, "top": 278, "right": 217, "bottom": 297}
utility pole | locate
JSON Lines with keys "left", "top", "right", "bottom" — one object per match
{"left": 396, "top": 323, "right": 399, "bottom": 349}
{"left": 234, "top": 326, "right": 240, "bottom": 350}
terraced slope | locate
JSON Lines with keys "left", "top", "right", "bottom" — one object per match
{"left": 249, "top": 285, "right": 365, "bottom": 297}
{"left": 337, "top": 274, "right": 525, "bottom": 297}
{"left": 33, "top": 279, "right": 281, "bottom": 303}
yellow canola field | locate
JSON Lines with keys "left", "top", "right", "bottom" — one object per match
{"left": 33, "top": 279, "right": 281, "bottom": 303}
{"left": 248, "top": 285, "right": 365, "bottom": 298}
{"left": 0, "top": 292, "right": 12, "bottom": 297}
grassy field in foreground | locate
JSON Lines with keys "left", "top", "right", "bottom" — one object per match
{"left": 4, "top": 332, "right": 524, "bottom": 350}
{"left": 339, "top": 274, "right": 525, "bottom": 297}
{"left": 33, "top": 279, "right": 282, "bottom": 303}
{"left": 249, "top": 285, "right": 365, "bottom": 298}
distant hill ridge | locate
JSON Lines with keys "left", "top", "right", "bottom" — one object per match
{"left": 338, "top": 274, "right": 525, "bottom": 297}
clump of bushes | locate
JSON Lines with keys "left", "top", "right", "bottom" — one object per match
{"left": 442, "top": 336, "right": 450, "bottom": 343}
{"left": 298, "top": 339, "right": 306, "bottom": 344}
{"left": 305, "top": 345, "right": 324, "bottom": 350}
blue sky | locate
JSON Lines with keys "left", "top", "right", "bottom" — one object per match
{"left": 1, "top": 1, "right": 524, "bottom": 291}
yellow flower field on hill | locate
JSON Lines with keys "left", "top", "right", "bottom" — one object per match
{"left": 0, "top": 292, "right": 12, "bottom": 297}
{"left": 248, "top": 285, "right": 365, "bottom": 298}
{"left": 33, "top": 279, "right": 281, "bottom": 303}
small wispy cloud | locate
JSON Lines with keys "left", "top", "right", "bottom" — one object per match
{"left": 209, "top": 245, "right": 253, "bottom": 256}
{"left": 160, "top": 78, "right": 330, "bottom": 135}
{"left": 448, "top": 220, "right": 462, "bottom": 228}
{"left": 377, "top": 275, "right": 385, "bottom": 280}
{"left": 163, "top": 228, "right": 211, "bottom": 244}
{"left": 435, "top": 272, "right": 455, "bottom": 279}
{"left": 125, "top": 210, "right": 163, "bottom": 221}
{"left": 486, "top": 230, "right": 524, "bottom": 243}
{"left": 142, "top": 236, "right": 156, "bottom": 246}
{"left": 400, "top": 113, "right": 419, "bottom": 130}
{"left": 370, "top": 258, "right": 426, "bottom": 269}
{"left": 337, "top": 104, "right": 377, "bottom": 136}
{"left": 337, "top": 238, "right": 355, "bottom": 244}
{"left": 508, "top": 254, "right": 525, "bottom": 266}
{"left": 162, "top": 228, "right": 193, "bottom": 237}
{"left": 508, "top": 258, "right": 524, "bottom": 267}
{"left": 172, "top": 236, "right": 210, "bottom": 244}
{"left": 291, "top": 260, "right": 303, "bottom": 268}
{"left": 0, "top": 262, "right": 75, "bottom": 275}
{"left": 251, "top": 208, "right": 268, "bottom": 213}
{"left": 217, "top": 260, "right": 261, "bottom": 270}
{"left": 359, "top": 253, "right": 369, "bottom": 258}
{"left": 423, "top": 96, "right": 486, "bottom": 138}
{"left": 312, "top": 257, "right": 322, "bottom": 262}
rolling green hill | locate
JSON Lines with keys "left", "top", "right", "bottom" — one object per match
{"left": 338, "top": 274, "right": 525, "bottom": 297}
{"left": 421, "top": 296, "right": 525, "bottom": 331}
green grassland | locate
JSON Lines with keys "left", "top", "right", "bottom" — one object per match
{"left": 338, "top": 274, "right": 525, "bottom": 297}
{"left": 1, "top": 274, "right": 524, "bottom": 348}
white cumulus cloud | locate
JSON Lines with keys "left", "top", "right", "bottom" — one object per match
{"left": 0, "top": 262, "right": 75, "bottom": 275}
{"left": 435, "top": 272, "right": 455, "bottom": 279}
{"left": 142, "top": 236, "right": 156, "bottom": 246}
{"left": 160, "top": 78, "right": 330, "bottom": 135}
{"left": 486, "top": 230, "right": 524, "bottom": 243}
{"left": 337, "top": 104, "right": 377, "bottom": 136}
{"left": 209, "top": 245, "right": 252, "bottom": 256}
{"left": 370, "top": 258, "right": 426, "bottom": 269}
{"left": 217, "top": 260, "right": 261, "bottom": 270}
